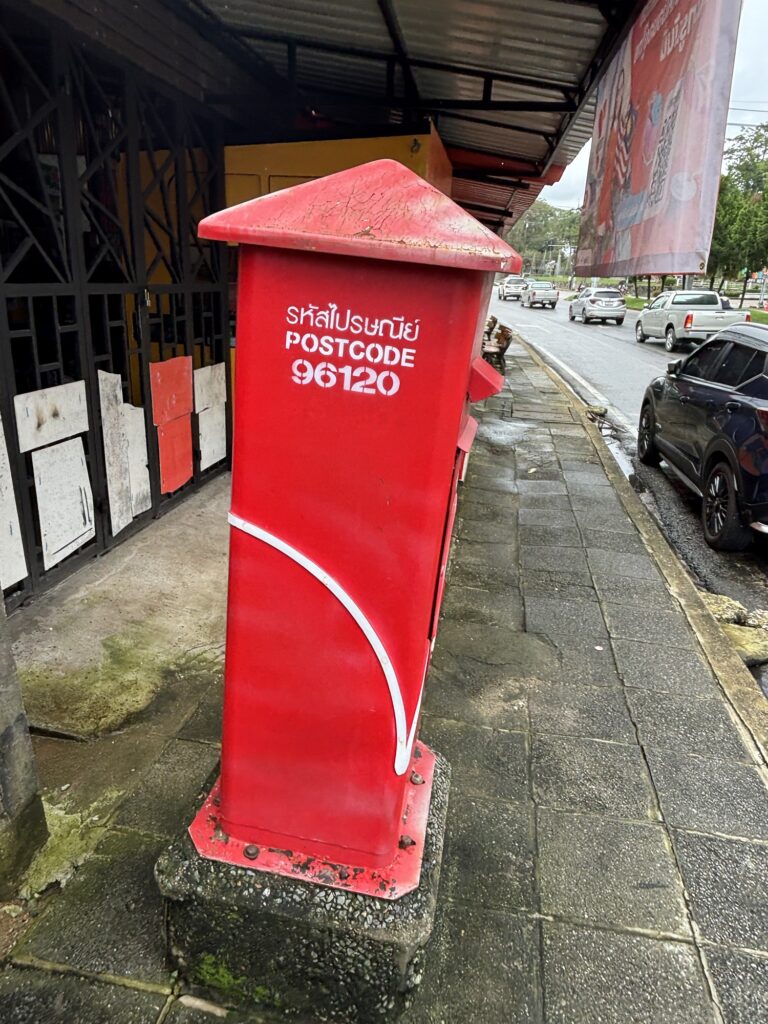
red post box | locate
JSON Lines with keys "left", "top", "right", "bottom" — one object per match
{"left": 190, "top": 159, "right": 520, "bottom": 898}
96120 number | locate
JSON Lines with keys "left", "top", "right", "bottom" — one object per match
{"left": 291, "top": 359, "right": 400, "bottom": 397}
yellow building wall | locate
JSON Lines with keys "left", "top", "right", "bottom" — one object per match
{"left": 224, "top": 131, "right": 453, "bottom": 208}
{"left": 425, "top": 126, "right": 453, "bottom": 197}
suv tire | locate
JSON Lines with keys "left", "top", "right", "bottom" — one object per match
{"left": 701, "top": 462, "right": 753, "bottom": 551}
{"left": 635, "top": 321, "right": 646, "bottom": 343}
{"left": 665, "top": 326, "right": 679, "bottom": 352}
{"left": 637, "top": 404, "right": 661, "bottom": 467}
{"left": 568, "top": 307, "right": 575, "bottom": 321}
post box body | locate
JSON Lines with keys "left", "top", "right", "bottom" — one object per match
{"left": 199, "top": 159, "right": 519, "bottom": 874}
{"left": 223, "top": 248, "right": 488, "bottom": 866}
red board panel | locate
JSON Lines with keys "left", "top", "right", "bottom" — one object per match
{"left": 149, "top": 357, "right": 193, "bottom": 425}
{"left": 157, "top": 415, "right": 192, "bottom": 493}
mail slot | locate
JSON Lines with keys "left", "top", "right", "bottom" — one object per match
{"left": 190, "top": 159, "right": 520, "bottom": 895}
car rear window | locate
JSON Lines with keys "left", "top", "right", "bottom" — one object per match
{"left": 594, "top": 290, "right": 622, "bottom": 299}
{"left": 529, "top": 281, "right": 550, "bottom": 289}
{"left": 670, "top": 292, "right": 719, "bottom": 306}
{"left": 710, "top": 344, "right": 765, "bottom": 387}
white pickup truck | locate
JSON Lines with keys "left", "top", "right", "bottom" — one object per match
{"left": 520, "top": 280, "right": 559, "bottom": 309}
{"left": 635, "top": 291, "right": 750, "bottom": 352}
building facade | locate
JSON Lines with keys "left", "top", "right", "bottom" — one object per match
{"left": 0, "top": 2, "right": 264, "bottom": 610}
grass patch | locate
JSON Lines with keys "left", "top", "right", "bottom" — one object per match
{"left": 20, "top": 799, "right": 110, "bottom": 898}
{"left": 192, "top": 954, "right": 249, "bottom": 1000}
{"left": 749, "top": 308, "right": 768, "bottom": 325}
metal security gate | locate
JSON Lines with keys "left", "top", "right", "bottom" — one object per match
{"left": 0, "top": 7, "right": 229, "bottom": 611}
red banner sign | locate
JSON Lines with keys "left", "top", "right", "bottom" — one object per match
{"left": 576, "top": 0, "right": 742, "bottom": 278}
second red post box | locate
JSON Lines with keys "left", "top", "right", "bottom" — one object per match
{"left": 191, "top": 159, "right": 520, "bottom": 896}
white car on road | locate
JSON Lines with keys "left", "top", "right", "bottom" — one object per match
{"left": 497, "top": 275, "right": 527, "bottom": 301}
{"left": 569, "top": 287, "right": 626, "bottom": 325}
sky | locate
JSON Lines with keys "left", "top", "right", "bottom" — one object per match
{"left": 539, "top": 0, "right": 764, "bottom": 209}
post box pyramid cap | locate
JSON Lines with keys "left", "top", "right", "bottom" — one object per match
{"left": 199, "top": 159, "right": 522, "bottom": 272}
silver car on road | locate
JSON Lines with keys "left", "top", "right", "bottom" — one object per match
{"left": 569, "top": 287, "right": 626, "bottom": 325}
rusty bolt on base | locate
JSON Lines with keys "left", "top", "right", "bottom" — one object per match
{"left": 243, "top": 845, "right": 259, "bottom": 860}
{"left": 410, "top": 771, "right": 425, "bottom": 786}
{"left": 399, "top": 835, "right": 416, "bottom": 849}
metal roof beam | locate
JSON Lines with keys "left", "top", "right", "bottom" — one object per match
{"left": 453, "top": 171, "right": 532, "bottom": 188}
{"left": 236, "top": 30, "right": 576, "bottom": 97}
{"left": 458, "top": 200, "right": 517, "bottom": 217}
{"left": 438, "top": 111, "right": 555, "bottom": 142}
{"left": 311, "top": 90, "right": 576, "bottom": 114}
{"left": 376, "top": 0, "right": 419, "bottom": 101}
{"left": 157, "top": 0, "right": 291, "bottom": 97}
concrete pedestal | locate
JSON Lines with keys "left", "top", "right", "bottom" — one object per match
{"left": 155, "top": 751, "right": 450, "bottom": 1022}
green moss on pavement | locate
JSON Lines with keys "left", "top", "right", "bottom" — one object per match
{"left": 19, "top": 623, "right": 222, "bottom": 737}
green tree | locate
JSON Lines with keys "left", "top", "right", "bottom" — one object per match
{"left": 505, "top": 202, "right": 580, "bottom": 273}
{"left": 726, "top": 125, "right": 768, "bottom": 194}
{"left": 706, "top": 175, "right": 744, "bottom": 289}
{"left": 719, "top": 124, "right": 768, "bottom": 304}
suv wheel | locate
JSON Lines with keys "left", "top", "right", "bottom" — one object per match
{"left": 568, "top": 306, "right": 575, "bottom": 321}
{"left": 616, "top": 318, "right": 624, "bottom": 326}
{"left": 665, "top": 326, "right": 678, "bottom": 352}
{"left": 635, "top": 321, "right": 646, "bottom": 343}
{"left": 637, "top": 404, "right": 661, "bottom": 467}
{"left": 701, "top": 462, "right": 753, "bottom": 551}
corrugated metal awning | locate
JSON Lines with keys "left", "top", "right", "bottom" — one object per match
{"left": 184, "top": 0, "right": 645, "bottom": 230}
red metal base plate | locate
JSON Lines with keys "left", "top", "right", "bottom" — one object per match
{"left": 188, "top": 742, "right": 436, "bottom": 900}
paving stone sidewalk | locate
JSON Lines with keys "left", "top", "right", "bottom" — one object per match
{"left": 419, "top": 340, "right": 768, "bottom": 1024}
{"left": 1, "top": 340, "right": 767, "bottom": 1022}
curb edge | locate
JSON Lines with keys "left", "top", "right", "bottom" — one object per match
{"left": 519, "top": 337, "right": 768, "bottom": 768}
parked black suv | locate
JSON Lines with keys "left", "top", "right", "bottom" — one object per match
{"left": 638, "top": 325, "right": 768, "bottom": 550}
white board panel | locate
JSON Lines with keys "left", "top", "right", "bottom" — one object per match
{"left": 193, "top": 363, "right": 226, "bottom": 413}
{"left": 32, "top": 437, "right": 95, "bottom": 570}
{"left": 14, "top": 380, "right": 89, "bottom": 453}
{"left": 0, "top": 411, "right": 27, "bottom": 589}
{"left": 98, "top": 371, "right": 133, "bottom": 537}
{"left": 198, "top": 403, "right": 226, "bottom": 471}
{"left": 121, "top": 404, "right": 152, "bottom": 517}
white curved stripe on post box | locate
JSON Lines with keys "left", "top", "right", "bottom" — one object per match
{"left": 227, "top": 511, "right": 416, "bottom": 775}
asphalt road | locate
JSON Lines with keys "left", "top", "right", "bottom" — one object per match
{"left": 487, "top": 290, "right": 667, "bottom": 429}
{"left": 488, "top": 290, "right": 768, "bottom": 611}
